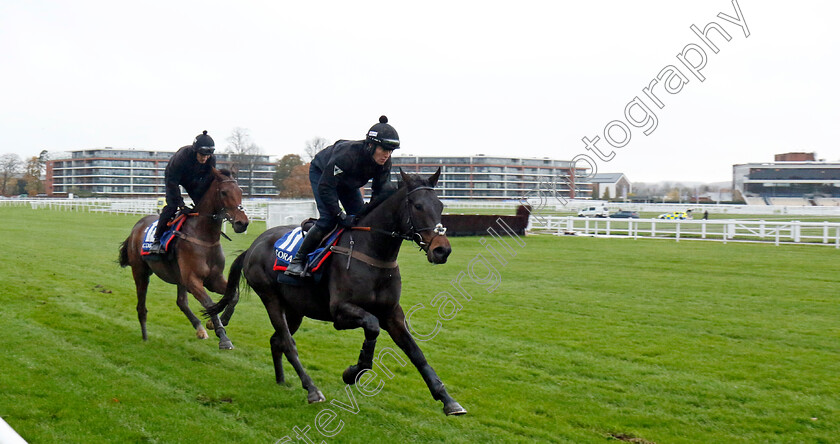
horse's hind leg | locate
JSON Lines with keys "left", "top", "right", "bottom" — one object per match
{"left": 262, "top": 295, "right": 324, "bottom": 403}
{"left": 332, "top": 302, "right": 380, "bottom": 385}
{"left": 219, "top": 288, "right": 239, "bottom": 327}
{"left": 132, "top": 266, "right": 152, "bottom": 341}
{"left": 382, "top": 305, "right": 466, "bottom": 416}
{"left": 176, "top": 285, "right": 208, "bottom": 339}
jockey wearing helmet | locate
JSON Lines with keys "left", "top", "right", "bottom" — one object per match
{"left": 285, "top": 115, "right": 399, "bottom": 276}
{"left": 149, "top": 131, "right": 217, "bottom": 254}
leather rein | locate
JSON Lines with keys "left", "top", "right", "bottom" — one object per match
{"left": 172, "top": 178, "right": 244, "bottom": 247}
{"left": 330, "top": 186, "right": 447, "bottom": 269}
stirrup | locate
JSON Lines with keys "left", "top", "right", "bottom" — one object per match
{"left": 284, "top": 260, "right": 306, "bottom": 277}
{"left": 149, "top": 241, "right": 164, "bottom": 254}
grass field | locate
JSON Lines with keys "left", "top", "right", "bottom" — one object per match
{"left": 1, "top": 206, "right": 839, "bottom": 443}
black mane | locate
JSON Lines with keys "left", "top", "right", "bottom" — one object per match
{"left": 356, "top": 173, "right": 434, "bottom": 219}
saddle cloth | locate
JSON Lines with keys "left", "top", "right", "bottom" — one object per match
{"left": 141, "top": 216, "right": 187, "bottom": 256}
{"left": 272, "top": 227, "right": 344, "bottom": 274}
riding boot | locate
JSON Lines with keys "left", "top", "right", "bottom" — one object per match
{"left": 149, "top": 238, "right": 165, "bottom": 254}
{"left": 284, "top": 225, "right": 326, "bottom": 277}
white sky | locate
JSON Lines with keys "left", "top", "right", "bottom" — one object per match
{"left": 1, "top": 0, "right": 837, "bottom": 183}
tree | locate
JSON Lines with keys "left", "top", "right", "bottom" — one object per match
{"left": 273, "top": 154, "right": 304, "bottom": 193}
{"left": 304, "top": 137, "right": 329, "bottom": 162}
{"left": 23, "top": 156, "right": 44, "bottom": 195}
{"left": 279, "top": 163, "right": 313, "bottom": 198}
{"left": 601, "top": 187, "right": 611, "bottom": 201}
{"left": 225, "top": 128, "right": 262, "bottom": 196}
{"left": 38, "top": 150, "right": 49, "bottom": 175}
{"left": 0, "top": 153, "right": 22, "bottom": 195}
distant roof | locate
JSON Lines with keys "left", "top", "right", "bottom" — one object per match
{"left": 591, "top": 173, "right": 626, "bottom": 183}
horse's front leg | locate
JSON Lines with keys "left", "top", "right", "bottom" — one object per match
{"left": 382, "top": 305, "right": 467, "bottom": 416}
{"left": 331, "top": 301, "right": 380, "bottom": 385}
{"left": 182, "top": 274, "right": 232, "bottom": 349}
{"left": 176, "top": 284, "right": 208, "bottom": 339}
{"left": 203, "top": 273, "right": 234, "bottom": 350}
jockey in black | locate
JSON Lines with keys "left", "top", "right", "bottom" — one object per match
{"left": 285, "top": 116, "right": 399, "bottom": 276}
{"left": 149, "top": 131, "right": 217, "bottom": 254}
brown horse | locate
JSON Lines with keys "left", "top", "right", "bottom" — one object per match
{"left": 119, "top": 168, "right": 249, "bottom": 349}
{"left": 205, "top": 169, "right": 467, "bottom": 415}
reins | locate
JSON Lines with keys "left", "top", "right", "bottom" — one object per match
{"left": 349, "top": 186, "right": 447, "bottom": 250}
{"left": 172, "top": 177, "right": 243, "bottom": 247}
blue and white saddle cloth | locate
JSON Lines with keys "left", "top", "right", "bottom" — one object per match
{"left": 140, "top": 219, "right": 182, "bottom": 256}
{"left": 273, "top": 227, "right": 344, "bottom": 274}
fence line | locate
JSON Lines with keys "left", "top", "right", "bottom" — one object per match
{"left": 529, "top": 216, "right": 840, "bottom": 248}
{"left": 0, "top": 198, "right": 274, "bottom": 221}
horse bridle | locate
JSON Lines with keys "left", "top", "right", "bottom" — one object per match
{"left": 210, "top": 178, "right": 245, "bottom": 224}
{"left": 355, "top": 186, "right": 446, "bottom": 252}
{"left": 403, "top": 186, "right": 447, "bottom": 251}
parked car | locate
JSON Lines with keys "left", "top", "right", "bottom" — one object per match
{"left": 657, "top": 211, "right": 689, "bottom": 220}
{"left": 578, "top": 206, "right": 609, "bottom": 218}
{"left": 610, "top": 210, "right": 640, "bottom": 218}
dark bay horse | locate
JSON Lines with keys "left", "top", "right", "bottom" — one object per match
{"left": 119, "top": 168, "right": 249, "bottom": 349}
{"left": 205, "top": 169, "right": 467, "bottom": 415}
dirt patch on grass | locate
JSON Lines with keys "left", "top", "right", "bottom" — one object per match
{"left": 609, "top": 433, "right": 656, "bottom": 444}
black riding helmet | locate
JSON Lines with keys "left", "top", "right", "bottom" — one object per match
{"left": 366, "top": 116, "right": 400, "bottom": 151}
{"left": 193, "top": 130, "right": 215, "bottom": 155}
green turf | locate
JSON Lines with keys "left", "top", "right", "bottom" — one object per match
{"left": 1, "top": 207, "right": 838, "bottom": 443}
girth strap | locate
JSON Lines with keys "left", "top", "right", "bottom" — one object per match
{"left": 329, "top": 246, "right": 398, "bottom": 269}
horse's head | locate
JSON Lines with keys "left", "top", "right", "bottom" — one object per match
{"left": 212, "top": 169, "right": 250, "bottom": 233}
{"left": 399, "top": 167, "right": 451, "bottom": 264}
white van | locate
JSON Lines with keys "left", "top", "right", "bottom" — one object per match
{"left": 577, "top": 205, "right": 609, "bottom": 218}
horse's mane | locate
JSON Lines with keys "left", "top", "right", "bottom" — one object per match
{"left": 217, "top": 168, "right": 233, "bottom": 178}
{"left": 357, "top": 173, "right": 433, "bottom": 219}
{"left": 357, "top": 184, "right": 399, "bottom": 219}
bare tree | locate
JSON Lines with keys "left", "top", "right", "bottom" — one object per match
{"left": 0, "top": 153, "right": 22, "bottom": 195}
{"left": 225, "top": 128, "right": 262, "bottom": 196}
{"left": 304, "top": 137, "right": 329, "bottom": 162}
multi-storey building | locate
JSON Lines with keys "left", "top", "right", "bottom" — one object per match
{"left": 46, "top": 148, "right": 277, "bottom": 197}
{"left": 386, "top": 155, "right": 591, "bottom": 200}
{"left": 733, "top": 152, "right": 840, "bottom": 205}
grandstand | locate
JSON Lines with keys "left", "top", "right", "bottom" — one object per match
{"left": 733, "top": 152, "right": 840, "bottom": 206}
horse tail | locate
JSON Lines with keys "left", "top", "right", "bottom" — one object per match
{"left": 118, "top": 238, "right": 130, "bottom": 268}
{"left": 204, "top": 250, "right": 247, "bottom": 318}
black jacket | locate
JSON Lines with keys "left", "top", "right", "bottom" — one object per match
{"left": 164, "top": 145, "right": 217, "bottom": 207}
{"left": 311, "top": 140, "right": 391, "bottom": 217}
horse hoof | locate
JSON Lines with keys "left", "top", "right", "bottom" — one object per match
{"left": 219, "top": 340, "right": 234, "bottom": 350}
{"left": 205, "top": 319, "right": 215, "bottom": 330}
{"left": 307, "top": 390, "right": 325, "bottom": 404}
{"left": 196, "top": 329, "right": 209, "bottom": 340}
{"left": 342, "top": 365, "right": 360, "bottom": 385}
{"left": 444, "top": 402, "right": 467, "bottom": 416}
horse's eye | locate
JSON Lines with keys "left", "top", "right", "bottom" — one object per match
{"left": 414, "top": 203, "right": 423, "bottom": 210}
{"left": 221, "top": 191, "right": 228, "bottom": 197}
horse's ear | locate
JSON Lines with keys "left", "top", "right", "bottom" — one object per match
{"left": 428, "top": 167, "right": 441, "bottom": 188}
{"left": 399, "top": 167, "right": 411, "bottom": 186}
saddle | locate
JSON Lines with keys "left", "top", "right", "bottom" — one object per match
{"left": 273, "top": 220, "right": 344, "bottom": 282}
{"left": 140, "top": 213, "right": 191, "bottom": 258}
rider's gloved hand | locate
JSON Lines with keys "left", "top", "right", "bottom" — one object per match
{"left": 338, "top": 211, "right": 357, "bottom": 228}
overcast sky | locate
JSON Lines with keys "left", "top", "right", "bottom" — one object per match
{"left": 1, "top": 0, "right": 837, "bottom": 183}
